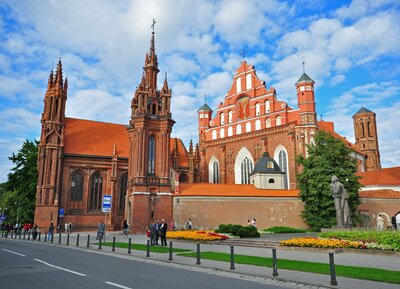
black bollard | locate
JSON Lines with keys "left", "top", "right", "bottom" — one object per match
{"left": 58, "top": 232, "right": 61, "bottom": 244}
{"left": 51, "top": 233, "right": 54, "bottom": 243}
{"left": 38, "top": 232, "right": 41, "bottom": 242}
{"left": 146, "top": 239, "right": 150, "bottom": 257}
{"left": 128, "top": 238, "right": 131, "bottom": 254}
{"left": 19, "top": 232, "right": 21, "bottom": 239}
{"left": 168, "top": 241, "right": 173, "bottom": 261}
{"left": 196, "top": 243, "right": 201, "bottom": 265}
{"left": 272, "top": 248, "right": 278, "bottom": 276}
{"left": 99, "top": 236, "right": 102, "bottom": 249}
{"left": 67, "top": 233, "right": 70, "bottom": 245}
{"left": 44, "top": 232, "right": 47, "bottom": 242}
{"left": 87, "top": 235, "right": 90, "bottom": 248}
{"left": 230, "top": 245, "right": 235, "bottom": 270}
{"left": 28, "top": 231, "right": 31, "bottom": 240}
{"left": 23, "top": 231, "right": 26, "bottom": 240}
{"left": 76, "top": 234, "right": 80, "bottom": 246}
{"left": 112, "top": 236, "right": 116, "bottom": 251}
{"left": 329, "top": 252, "right": 338, "bottom": 286}
{"left": 11, "top": 231, "right": 13, "bottom": 239}
{"left": 1, "top": 231, "right": 3, "bottom": 238}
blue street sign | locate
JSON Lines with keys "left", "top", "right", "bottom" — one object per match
{"left": 59, "top": 208, "right": 64, "bottom": 217}
{"left": 0, "top": 214, "right": 6, "bottom": 223}
{"left": 102, "top": 195, "right": 111, "bottom": 213}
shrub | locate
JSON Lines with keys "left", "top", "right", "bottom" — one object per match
{"left": 263, "top": 226, "right": 306, "bottom": 234}
{"left": 216, "top": 224, "right": 234, "bottom": 234}
{"left": 231, "top": 225, "right": 243, "bottom": 236}
{"left": 237, "top": 226, "right": 261, "bottom": 238}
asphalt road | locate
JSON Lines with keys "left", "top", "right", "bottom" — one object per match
{"left": 0, "top": 239, "right": 289, "bottom": 289}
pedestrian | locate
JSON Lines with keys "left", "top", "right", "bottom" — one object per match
{"left": 154, "top": 219, "right": 160, "bottom": 245}
{"left": 169, "top": 220, "right": 176, "bottom": 231}
{"left": 247, "top": 219, "right": 251, "bottom": 226}
{"left": 149, "top": 220, "right": 156, "bottom": 246}
{"left": 97, "top": 220, "right": 105, "bottom": 240}
{"left": 391, "top": 214, "right": 397, "bottom": 231}
{"left": 185, "top": 218, "right": 192, "bottom": 230}
{"left": 68, "top": 221, "right": 73, "bottom": 234}
{"left": 65, "top": 222, "right": 69, "bottom": 233}
{"left": 396, "top": 212, "right": 400, "bottom": 231}
{"left": 48, "top": 222, "right": 54, "bottom": 241}
{"left": 376, "top": 214, "right": 384, "bottom": 231}
{"left": 122, "top": 220, "right": 129, "bottom": 238}
{"left": 32, "top": 223, "right": 39, "bottom": 240}
{"left": 159, "top": 219, "right": 168, "bottom": 246}
{"left": 251, "top": 218, "right": 257, "bottom": 227}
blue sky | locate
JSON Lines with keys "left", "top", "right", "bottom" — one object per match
{"left": 0, "top": 0, "right": 399, "bottom": 182}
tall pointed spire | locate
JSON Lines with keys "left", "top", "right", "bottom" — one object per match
{"left": 189, "top": 139, "right": 194, "bottom": 155}
{"left": 54, "top": 58, "right": 63, "bottom": 88}
{"left": 47, "top": 67, "right": 54, "bottom": 89}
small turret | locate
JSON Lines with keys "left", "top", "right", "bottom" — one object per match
{"left": 296, "top": 70, "right": 316, "bottom": 125}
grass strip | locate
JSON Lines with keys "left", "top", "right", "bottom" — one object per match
{"left": 178, "top": 252, "right": 400, "bottom": 284}
{"left": 100, "top": 242, "right": 190, "bottom": 253}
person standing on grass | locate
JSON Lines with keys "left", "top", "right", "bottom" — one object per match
{"left": 159, "top": 219, "right": 168, "bottom": 246}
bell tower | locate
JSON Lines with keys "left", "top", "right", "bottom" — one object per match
{"left": 353, "top": 107, "right": 381, "bottom": 171}
{"left": 127, "top": 24, "right": 175, "bottom": 232}
{"left": 35, "top": 59, "right": 68, "bottom": 228}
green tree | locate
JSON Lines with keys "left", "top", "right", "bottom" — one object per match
{"left": 0, "top": 139, "right": 38, "bottom": 225}
{"left": 296, "top": 130, "right": 361, "bottom": 230}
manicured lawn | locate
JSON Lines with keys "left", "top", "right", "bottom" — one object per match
{"left": 178, "top": 252, "right": 400, "bottom": 284}
{"left": 100, "top": 242, "right": 190, "bottom": 253}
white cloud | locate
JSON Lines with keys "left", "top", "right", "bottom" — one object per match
{"left": 335, "top": 0, "right": 397, "bottom": 20}
{"left": 330, "top": 74, "right": 346, "bottom": 86}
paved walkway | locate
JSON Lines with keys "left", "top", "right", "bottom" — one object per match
{"left": 3, "top": 231, "right": 400, "bottom": 289}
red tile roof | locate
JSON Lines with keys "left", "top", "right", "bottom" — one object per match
{"left": 357, "top": 166, "right": 400, "bottom": 186}
{"left": 359, "top": 189, "right": 400, "bottom": 199}
{"left": 318, "top": 120, "right": 364, "bottom": 156}
{"left": 178, "top": 183, "right": 300, "bottom": 197}
{"left": 64, "top": 117, "right": 129, "bottom": 157}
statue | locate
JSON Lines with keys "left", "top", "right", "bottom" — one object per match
{"left": 330, "top": 175, "right": 350, "bottom": 228}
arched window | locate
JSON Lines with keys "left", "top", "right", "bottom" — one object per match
{"left": 266, "top": 118, "right": 271, "bottom": 128}
{"left": 228, "top": 111, "right": 233, "bottom": 123}
{"left": 276, "top": 115, "right": 282, "bottom": 126}
{"left": 220, "top": 128, "right": 225, "bottom": 138}
{"left": 118, "top": 173, "right": 128, "bottom": 211}
{"left": 208, "top": 156, "right": 220, "bottom": 183}
{"left": 246, "top": 74, "right": 252, "bottom": 89}
{"left": 246, "top": 122, "right": 251, "bottom": 132}
{"left": 70, "top": 170, "right": 84, "bottom": 201}
{"left": 89, "top": 171, "right": 103, "bottom": 212}
{"left": 212, "top": 130, "right": 217, "bottom": 140}
{"left": 255, "top": 103, "right": 260, "bottom": 116}
{"left": 234, "top": 148, "right": 254, "bottom": 184}
{"left": 228, "top": 126, "right": 233, "bottom": 136}
{"left": 220, "top": 112, "right": 225, "bottom": 125}
{"left": 241, "top": 157, "right": 253, "bottom": 184}
{"left": 269, "top": 178, "right": 275, "bottom": 183}
{"left": 274, "top": 147, "right": 289, "bottom": 189}
{"left": 236, "top": 77, "right": 241, "bottom": 93}
{"left": 265, "top": 100, "right": 270, "bottom": 113}
{"left": 148, "top": 136, "right": 156, "bottom": 175}
{"left": 236, "top": 124, "right": 242, "bottom": 135}
{"left": 255, "top": 120, "right": 261, "bottom": 130}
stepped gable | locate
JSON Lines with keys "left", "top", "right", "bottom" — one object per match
{"left": 179, "top": 183, "right": 299, "bottom": 197}
{"left": 357, "top": 166, "right": 400, "bottom": 186}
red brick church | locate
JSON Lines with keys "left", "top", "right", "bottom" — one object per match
{"left": 35, "top": 29, "right": 391, "bottom": 232}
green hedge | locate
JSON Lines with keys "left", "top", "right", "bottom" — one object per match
{"left": 215, "top": 224, "right": 260, "bottom": 238}
{"left": 318, "top": 231, "right": 400, "bottom": 251}
{"left": 263, "top": 226, "right": 306, "bottom": 233}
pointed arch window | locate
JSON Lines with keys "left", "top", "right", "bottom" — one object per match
{"left": 255, "top": 120, "right": 261, "bottom": 130}
{"left": 212, "top": 161, "right": 220, "bottom": 183}
{"left": 246, "top": 122, "right": 251, "bottom": 132}
{"left": 228, "top": 111, "right": 233, "bottom": 123}
{"left": 265, "top": 100, "right": 270, "bottom": 113}
{"left": 221, "top": 113, "right": 225, "bottom": 125}
{"left": 212, "top": 130, "right": 217, "bottom": 140}
{"left": 276, "top": 115, "right": 282, "bottom": 126}
{"left": 208, "top": 157, "right": 220, "bottom": 184}
{"left": 266, "top": 118, "right": 271, "bottom": 128}
{"left": 236, "top": 124, "right": 242, "bottom": 135}
{"left": 246, "top": 74, "right": 252, "bottom": 89}
{"left": 118, "top": 172, "right": 128, "bottom": 212}
{"left": 228, "top": 126, "right": 233, "bottom": 136}
{"left": 241, "top": 157, "right": 253, "bottom": 184}
{"left": 278, "top": 150, "right": 288, "bottom": 189}
{"left": 236, "top": 77, "right": 241, "bottom": 93}
{"left": 255, "top": 103, "right": 260, "bottom": 116}
{"left": 220, "top": 128, "right": 225, "bottom": 138}
{"left": 148, "top": 136, "right": 156, "bottom": 175}
{"left": 89, "top": 171, "right": 103, "bottom": 212}
{"left": 70, "top": 171, "right": 84, "bottom": 201}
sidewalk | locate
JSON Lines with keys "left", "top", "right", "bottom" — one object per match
{"left": 3, "top": 231, "right": 400, "bottom": 289}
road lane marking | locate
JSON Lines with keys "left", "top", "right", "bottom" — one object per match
{"left": 105, "top": 281, "right": 132, "bottom": 289}
{"left": 2, "top": 249, "right": 26, "bottom": 257}
{"left": 34, "top": 259, "right": 86, "bottom": 276}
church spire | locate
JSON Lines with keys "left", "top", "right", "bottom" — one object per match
{"left": 54, "top": 58, "right": 63, "bottom": 88}
{"left": 47, "top": 68, "right": 54, "bottom": 89}
{"left": 143, "top": 19, "right": 159, "bottom": 90}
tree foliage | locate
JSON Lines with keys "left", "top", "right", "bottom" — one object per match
{"left": 0, "top": 139, "right": 38, "bottom": 224}
{"left": 296, "top": 130, "right": 361, "bottom": 230}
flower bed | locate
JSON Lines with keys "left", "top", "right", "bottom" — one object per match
{"left": 166, "top": 230, "right": 229, "bottom": 241}
{"left": 280, "top": 237, "right": 364, "bottom": 249}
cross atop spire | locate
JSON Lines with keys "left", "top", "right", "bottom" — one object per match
{"left": 302, "top": 60, "right": 305, "bottom": 73}
{"left": 151, "top": 18, "right": 156, "bottom": 32}
{"left": 241, "top": 48, "right": 245, "bottom": 60}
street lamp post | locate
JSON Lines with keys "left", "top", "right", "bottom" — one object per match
{"left": 15, "top": 201, "right": 20, "bottom": 225}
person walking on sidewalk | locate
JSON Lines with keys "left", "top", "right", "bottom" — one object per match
{"left": 122, "top": 220, "right": 129, "bottom": 238}
{"left": 159, "top": 219, "right": 168, "bottom": 246}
